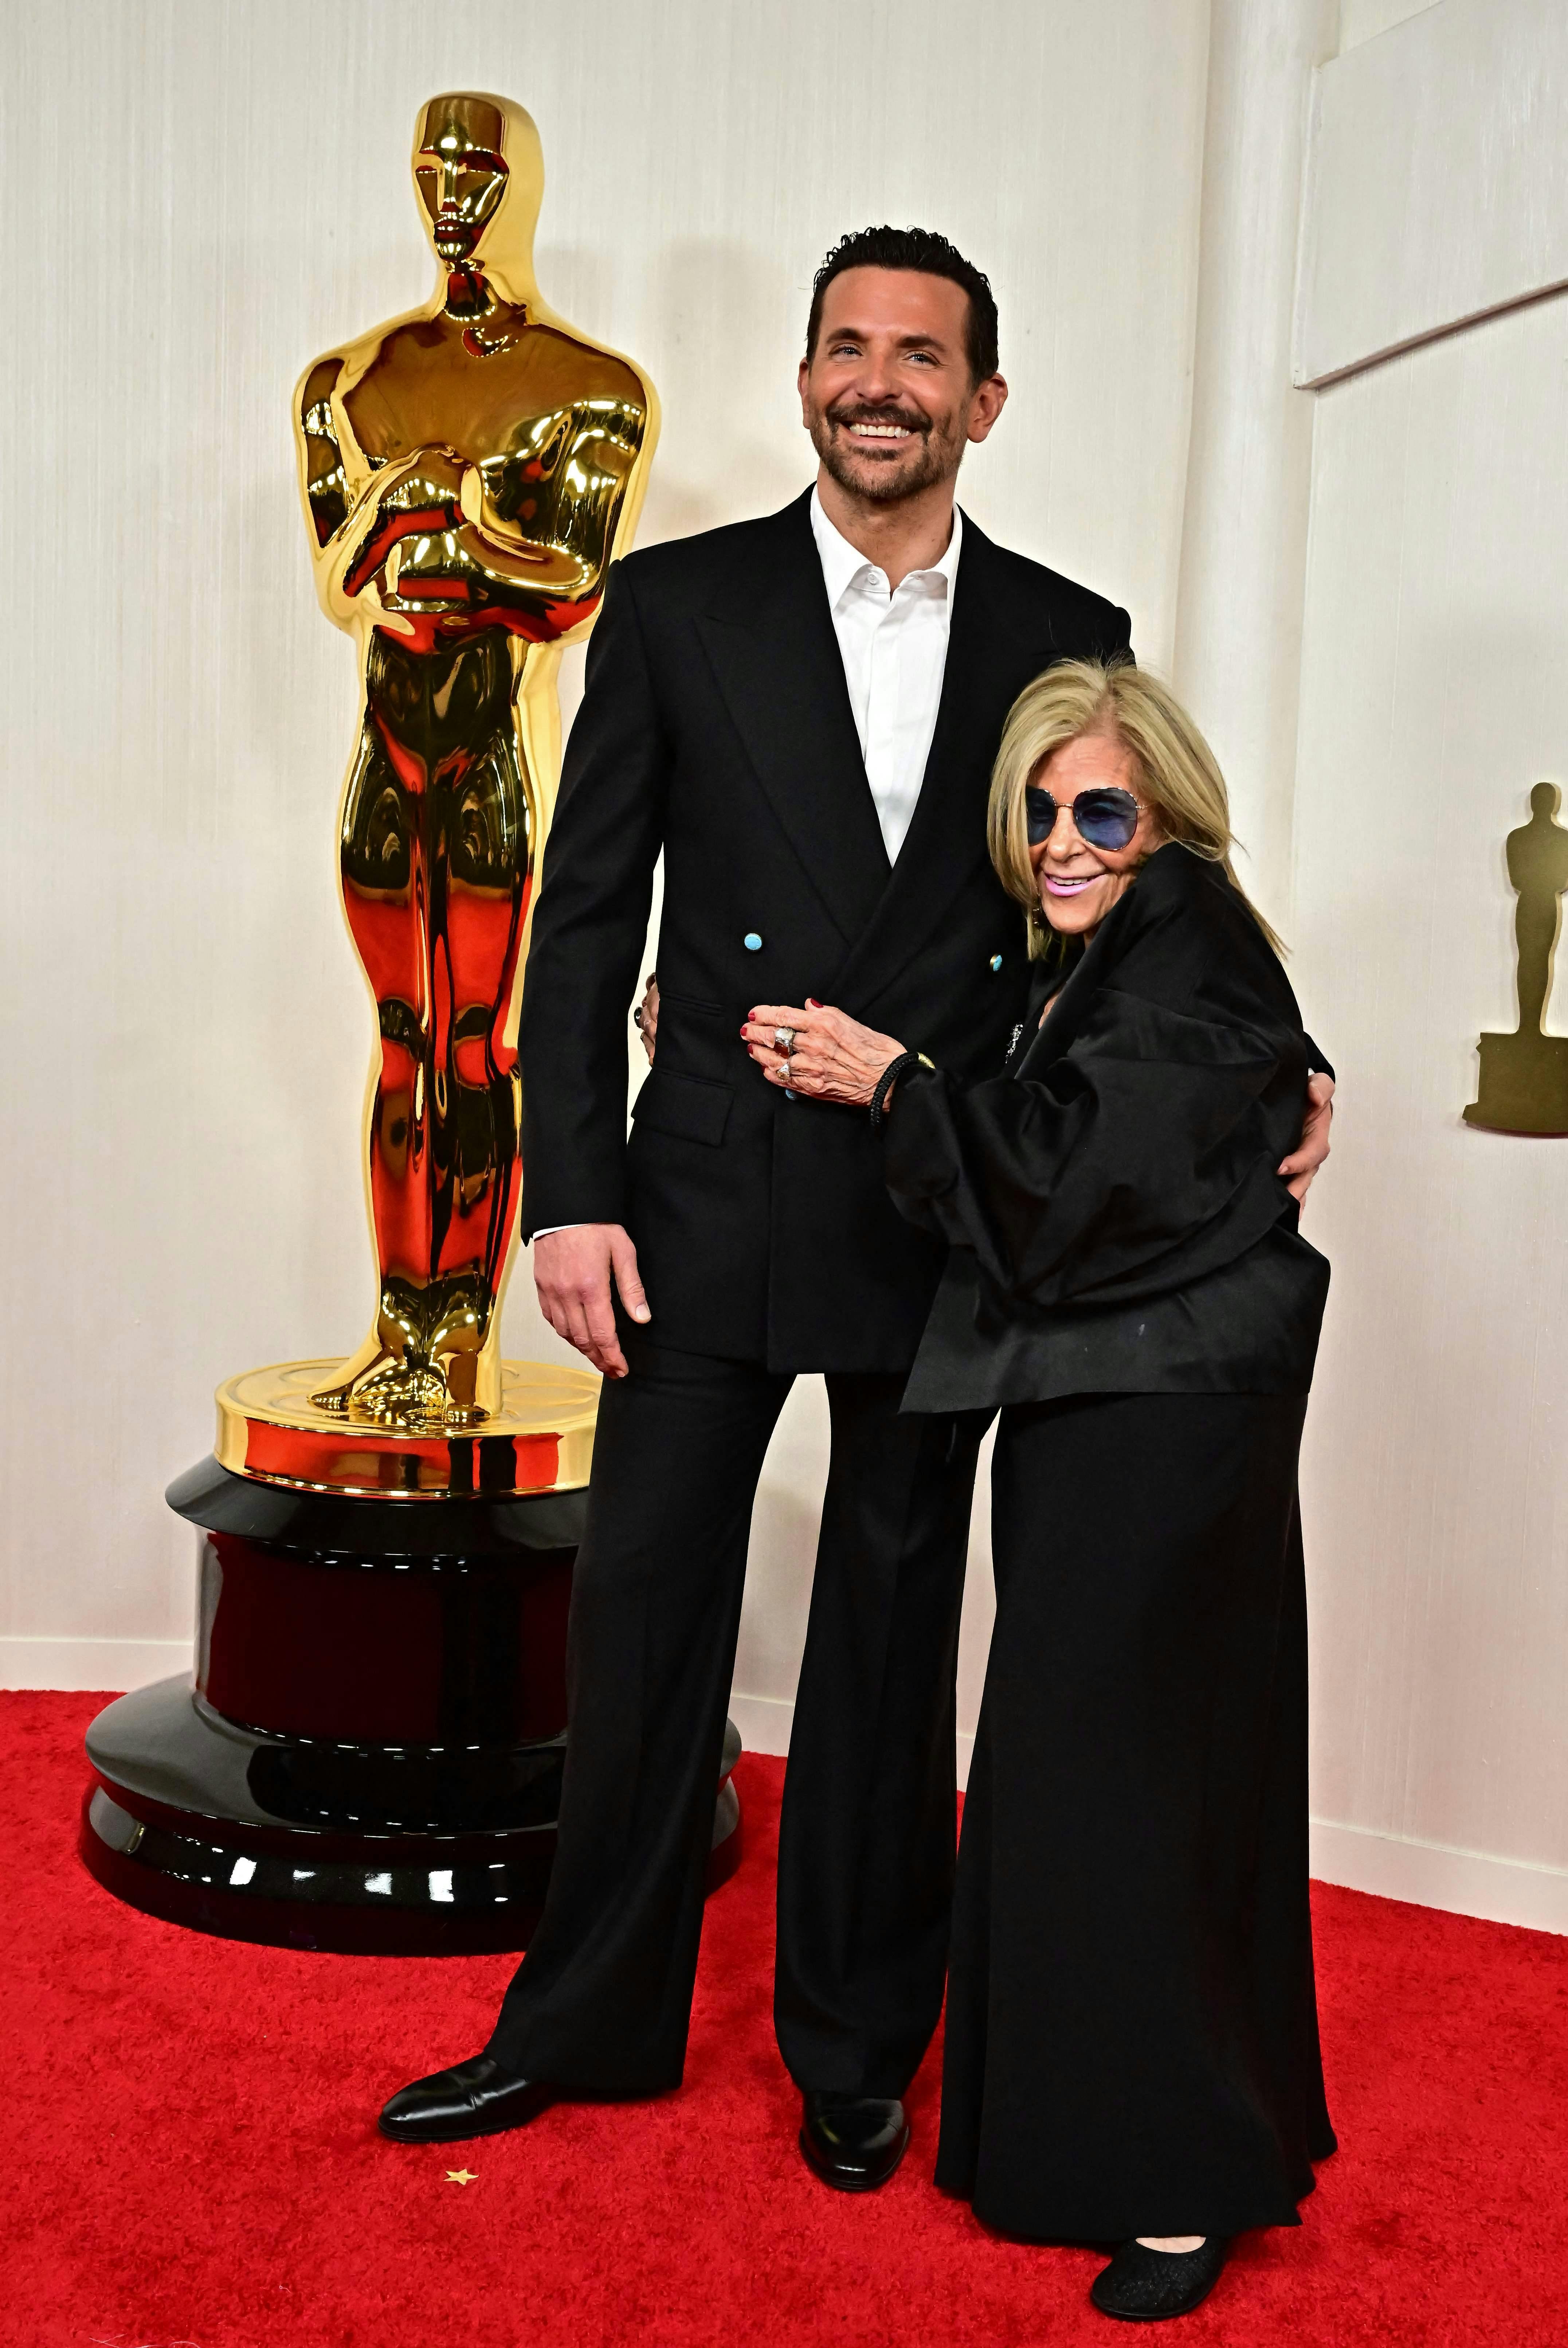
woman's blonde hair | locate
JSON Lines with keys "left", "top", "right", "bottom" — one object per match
{"left": 985, "top": 658, "right": 1284, "bottom": 959}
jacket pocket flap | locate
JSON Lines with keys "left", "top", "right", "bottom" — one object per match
{"left": 632, "top": 1069, "right": 734, "bottom": 1147}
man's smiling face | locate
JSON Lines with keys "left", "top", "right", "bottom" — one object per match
{"left": 798, "top": 267, "right": 1000, "bottom": 506}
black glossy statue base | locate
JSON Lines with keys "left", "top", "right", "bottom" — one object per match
{"left": 81, "top": 1458, "right": 742, "bottom": 1954}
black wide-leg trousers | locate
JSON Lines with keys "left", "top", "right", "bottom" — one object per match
{"left": 936, "top": 1391, "right": 1336, "bottom": 2242}
{"left": 486, "top": 1335, "right": 986, "bottom": 2098}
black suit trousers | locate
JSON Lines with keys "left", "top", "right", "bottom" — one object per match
{"left": 486, "top": 1332, "right": 987, "bottom": 2098}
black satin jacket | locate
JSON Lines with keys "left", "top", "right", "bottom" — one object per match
{"left": 887, "top": 844, "right": 1331, "bottom": 1413}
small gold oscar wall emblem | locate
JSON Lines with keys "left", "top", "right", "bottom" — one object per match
{"left": 1465, "top": 782, "right": 1568, "bottom": 1135}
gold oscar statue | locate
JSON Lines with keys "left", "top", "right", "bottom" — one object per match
{"left": 1465, "top": 782, "right": 1568, "bottom": 1136}
{"left": 212, "top": 90, "right": 657, "bottom": 1491}
{"left": 78, "top": 97, "right": 744, "bottom": 1961}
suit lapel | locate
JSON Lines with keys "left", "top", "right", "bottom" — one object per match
{"left": 1012, "top": 863, "right": 1164, "bottom": 1079}
{"left": 832, "top": 515, "right": 1023, "bottom": 1007}
{"left": 1012, "top": 928, "right": 1113, "bottom": 1078}
{"left": 695, "top": 492, "right": 890, "bottom": 945}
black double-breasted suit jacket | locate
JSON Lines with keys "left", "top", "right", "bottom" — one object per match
{"left": 518, "top": 487, "right": 1131, "bottom": 1374}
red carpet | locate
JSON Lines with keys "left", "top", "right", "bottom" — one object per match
{"left": 4, "top": 1692, "right": 1565, "bottom": 2348}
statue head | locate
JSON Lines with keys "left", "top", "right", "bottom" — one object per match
{"left": 1532, "top": 781, "right": 1561, "bottom": 819}
{"left": 412, "top": 92, "right": 544, "bottom": 298}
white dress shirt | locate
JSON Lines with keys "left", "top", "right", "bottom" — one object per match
{"left": 809, "top": 484, "right": 961, "bottom": 863}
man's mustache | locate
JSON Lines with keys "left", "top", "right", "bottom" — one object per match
{"left": 825, "top": 401, "right": 932, "bottom": 437}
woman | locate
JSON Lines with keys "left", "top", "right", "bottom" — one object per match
{"left": 742, "top": 660, "right": 1334, "bottom": 2323}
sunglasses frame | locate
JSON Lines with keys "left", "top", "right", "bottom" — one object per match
{"left": 1024, "top": 782, "right": 1144, "bottom": 853}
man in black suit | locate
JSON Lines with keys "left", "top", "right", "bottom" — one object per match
{"left": 380, "top": 226, "right": 1333, "bottom": 2180}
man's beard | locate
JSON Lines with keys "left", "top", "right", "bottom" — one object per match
{"left": 808, "top": 399, "right": 961, "bottom": 505}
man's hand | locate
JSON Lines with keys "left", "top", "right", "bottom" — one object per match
{"left": 533, "top": 1224, "right": 650, "bottom": 1379}
{"left": 1279, "top": 1072, "right": 1334, "bottom": 1205}
{"left": 634, "top": 972, "right": 659, "bottom": 1064}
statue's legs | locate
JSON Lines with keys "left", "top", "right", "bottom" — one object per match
{"left": 314, "top": 629, "right": 530, "bottom": 1427}
{"left": 1515, "top": 900, "right": 1559, "bottom": 1035}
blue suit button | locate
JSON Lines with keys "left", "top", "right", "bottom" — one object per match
{"left": 989, "top": 953, "right": 1003, "bottom": 971}
{"left": 744, "top": 933, "right": 763, "bottom": 952}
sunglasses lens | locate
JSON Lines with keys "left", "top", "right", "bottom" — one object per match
{"left": 1025, "top": 787, "right": 1056, "bottom": 845}
{"left": 1073, "top": 790, "right": 1140, "bottom": 852}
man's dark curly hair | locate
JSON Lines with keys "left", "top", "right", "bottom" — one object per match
{"left": 805, "top": 225, "right": 999, "bottom": 384}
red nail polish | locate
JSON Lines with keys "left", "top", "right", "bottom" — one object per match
{"left": 807, "top": 997, "right": 822, "bottom": 1008}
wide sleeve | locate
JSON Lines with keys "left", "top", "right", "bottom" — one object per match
{"left": 517, "top": 564, "right": 671, "bottom": 1235}
{"left": 882, "top": 984, "right": 1303, "bottom": 1309}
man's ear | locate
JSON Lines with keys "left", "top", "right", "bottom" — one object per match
{"left": 967, "top": 374, "right": 1009, "bottom": 445}
{"left": 797, "top": 355, "right": 812, "bottom": 423}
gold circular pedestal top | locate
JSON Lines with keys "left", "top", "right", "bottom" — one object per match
{"left": 215, "top": 1360, "right": 600, "bottom": 1499}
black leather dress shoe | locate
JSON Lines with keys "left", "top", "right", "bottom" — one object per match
{"left": 799, "top": 2092, "right": 910, "bottom": 2191}
{"left": 1089, "top": 2238, "right": 1230, "bottom": 2322}
{"left": 378, "top": 2055, "right": 555, "bottom": 2145}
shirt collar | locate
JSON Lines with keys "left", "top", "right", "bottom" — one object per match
{"left": 810, "top": 484, "right": 963, "bottom": 607}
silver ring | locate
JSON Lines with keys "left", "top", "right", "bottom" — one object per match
{"left": 774, "top": 1025, "right": 796, "bottom": 1054}
{"left": 777, "top": 1058, "right": 791, "bottom": 1082}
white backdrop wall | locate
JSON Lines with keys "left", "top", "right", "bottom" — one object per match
{"left": 0, "top": 1, "right": 1210, "bottom": 1749}
{"left": 1292, "top": 293, "right": 1568, "bottom": 1926}
{"left": 1286, "top": 0, "right": 1568, "bottom": 1930}
{"left": 16, "top": 0, "right": 1568, "bottom": 1938}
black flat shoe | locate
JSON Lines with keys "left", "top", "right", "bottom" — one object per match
{"left": 378, "top": 2055, "right": 556, "bottom": 2145}
{"left": 799, "top": 2091, "right": 910, "bottom": 2192}
{"left": 1090, "top": 2237, "right": 1230, "bottom": 2322}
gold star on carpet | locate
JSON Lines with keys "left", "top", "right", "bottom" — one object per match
{"left": 446, "top": 2168, "right": 478, "bottom": 2185}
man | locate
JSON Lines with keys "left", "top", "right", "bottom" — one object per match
{"left": 380, "top": 226, "right": 1333, "bottom": 2182}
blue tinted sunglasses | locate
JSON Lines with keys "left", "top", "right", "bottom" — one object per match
{"left": 1026, "top": 784, "right": 1142, "bottom": 852}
